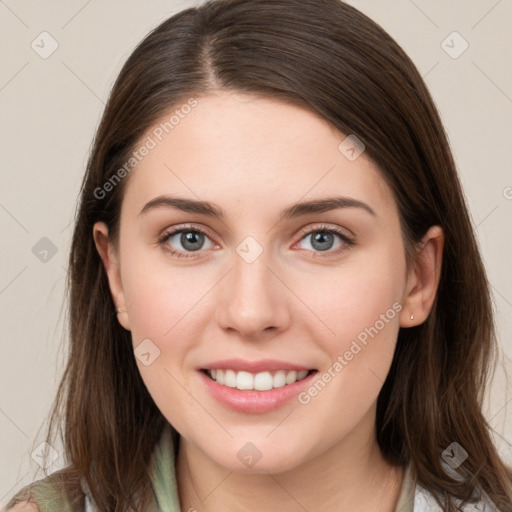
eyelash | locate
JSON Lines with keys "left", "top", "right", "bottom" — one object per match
{"left": 157, "top": 223, "right": 355, "bottom": 259}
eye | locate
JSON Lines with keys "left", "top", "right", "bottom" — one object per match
{"left": 295, "top": 224, "right": 354, "bottom": 257}
{"left": 158, "top": 223, "right": 354, "bottom": 259}
{"left": 158, "top": 225, "right": 216, "bottom": 258}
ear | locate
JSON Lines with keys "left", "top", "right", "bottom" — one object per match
{"left": 93, "top": 222, "right": 131, "bottom": 331}
{"left": 400, "top": 225, "right": 444, "bottom": 327}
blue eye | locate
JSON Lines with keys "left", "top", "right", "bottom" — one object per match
{"left": 296, "top": 226, "right": 352, "bottom": 253}
{"left": 158, "top": 225, "right": 215, "bottom": 258}
{"left": 158, "top": 223, "right": 354, "bottom": 259}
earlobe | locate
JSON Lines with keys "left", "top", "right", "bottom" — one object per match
{"left": 92, "top": 222, "right": 131, "bottom": 331}
{"left": 400, "top": 226, "right": 444, "bottom": 328}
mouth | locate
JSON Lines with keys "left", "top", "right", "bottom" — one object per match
{"left": 198, "top": 366, "right": 319, "bottom": 413}
{"left": 197, "top": 358, "right": 319, "bottom": 413}
{"left": 200, "top": 368, "right": 317, "bottom": 391}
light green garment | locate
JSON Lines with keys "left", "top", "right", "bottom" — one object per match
{"left": 5, "top": 423, "right": 415, "bottom": 511}
{"left": 395, "top": 463, "right": 416, "bottom": 512}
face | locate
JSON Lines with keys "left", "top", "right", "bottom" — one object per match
{"left": 94, "top": 91, "right": 432, "bottom": 474}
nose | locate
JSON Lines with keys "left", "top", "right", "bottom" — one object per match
{"left": 216, "top": 247, "right": 291, "bottom": 340}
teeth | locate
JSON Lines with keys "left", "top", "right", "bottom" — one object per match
{"left": 207, "top": 369, "right": 310, "bottom": 391}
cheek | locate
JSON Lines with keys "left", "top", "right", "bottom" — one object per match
{"left": 294, "top": 245, "right": 405, "bottom": 398}
{"left": 292, "top": 248, "right": 405, "bottom": 435}
{"left": 119, "top": 249, "right": 215, "bottom": 406}
{"left": 120, "top": 258, "right": 208, "bottom": 427}
{"left": 300, "top": 250, "right": 404, "bottom": 347}
{"left": 121, "top": 243, "right": 209, "bottom": 343}
{"left": 328, "top": 274, "right": 402, "bottom": 356}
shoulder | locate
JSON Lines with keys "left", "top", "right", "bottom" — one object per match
{"left": 6, "top": 502, "right": 40, "bottom": 512}
{"left": 6, "top": 502, "right": 39, "bottom": 512}
{"left": 414, "top": 484, "right": 500, "bottom": 511}
{"left": 4, "top": 468, "right": 85, "bottom": 512}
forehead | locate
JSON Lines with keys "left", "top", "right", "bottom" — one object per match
{"left": 121, "top": 91, "right": 395, "bottom": 221}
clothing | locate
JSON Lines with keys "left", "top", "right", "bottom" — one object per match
{"left": 4, "top": 423, "right": 499, "bottom": 511}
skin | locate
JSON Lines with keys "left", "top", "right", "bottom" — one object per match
{"left": 94, "top": 91, "right": 443, "bottom": 511}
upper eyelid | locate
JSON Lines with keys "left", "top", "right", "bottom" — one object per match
{"left": 162, "top": 223, "right": 217, "bottom": 243}
{"left": 295, "top": 223, "right": 353, "bottom": 240}
{"left": 161, "top": 223, "right": 352, "bottom": 246}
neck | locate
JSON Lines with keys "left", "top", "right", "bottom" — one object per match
{"left": 176, "top": 409, "right": 404, "bottom": 512}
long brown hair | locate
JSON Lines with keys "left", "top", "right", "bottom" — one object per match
{"left": 22, "top": 0, "right": 512, "bottom": 510}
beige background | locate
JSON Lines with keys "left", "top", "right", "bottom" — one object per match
{"left": 1, "top": 0, "right": 511, "bottom": 506}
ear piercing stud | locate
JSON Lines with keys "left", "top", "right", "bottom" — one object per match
{"left": 410, "top": 313, "right": 414, "bottom": 320}
{"left": 116, "top": 307, "right": 124, "bottom": 314}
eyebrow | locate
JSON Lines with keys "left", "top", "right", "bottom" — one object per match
{"left": 139, "top": 195, "right": 377, "bottom": 220}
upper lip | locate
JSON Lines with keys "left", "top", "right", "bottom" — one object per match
{"left": 200, "top": 358, "right": 314, "bottom": 373}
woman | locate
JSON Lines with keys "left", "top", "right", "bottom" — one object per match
{"left": 6, "top": 0, "right": 512, "bottom": 510}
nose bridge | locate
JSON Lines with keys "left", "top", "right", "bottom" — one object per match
{"left": 233, "top": 244, "right": 272, "bottom": 297}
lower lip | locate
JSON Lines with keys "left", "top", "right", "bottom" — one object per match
{"left": 198, "top": 370, "right": 318, "bottom": 413}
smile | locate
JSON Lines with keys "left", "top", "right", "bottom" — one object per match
{"left": 203, "top": 368, "right": 313, "bottom": 391}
